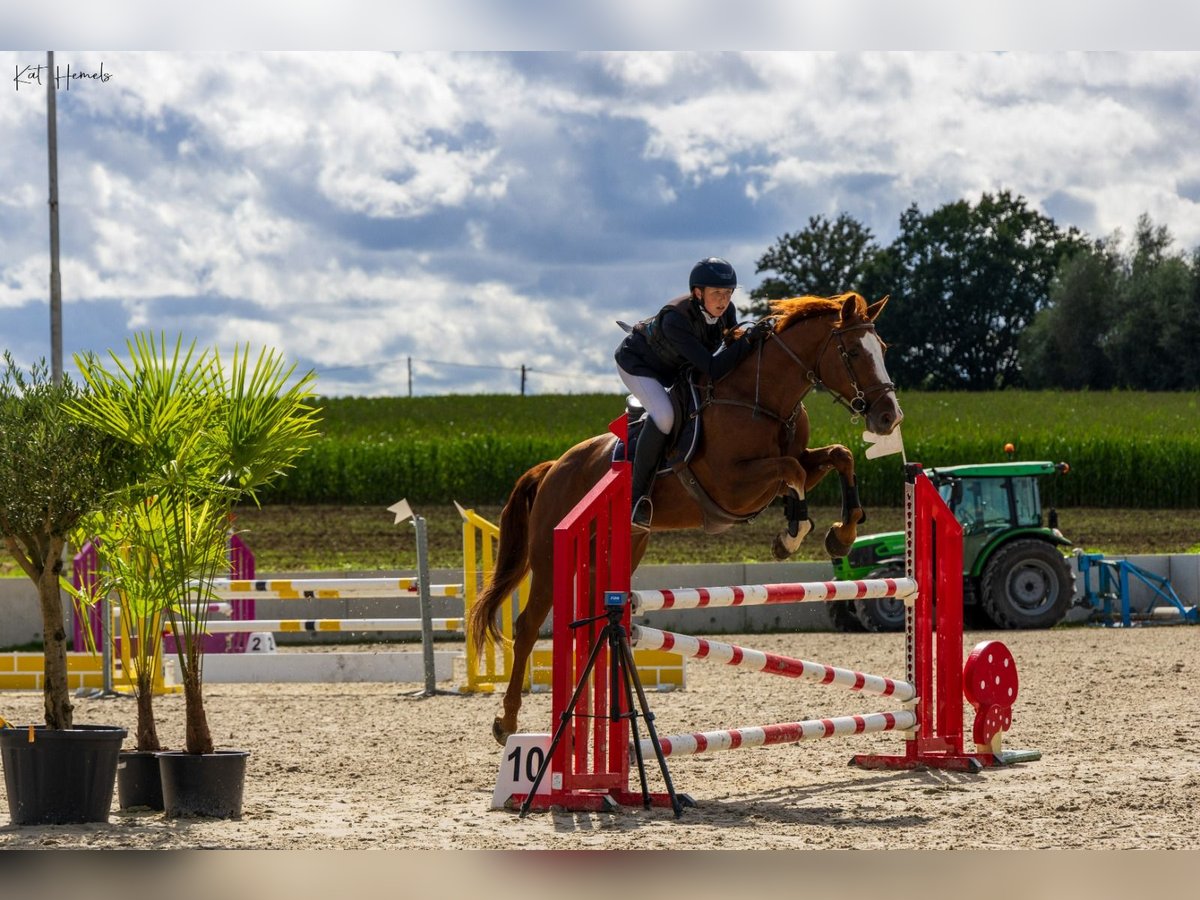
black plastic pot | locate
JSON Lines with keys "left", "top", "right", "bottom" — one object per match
{"left": 117, "top": 750, "right": 164, "bottom": 811}
{"left": 157, "top": 750, "right": 249, "bottom": 819}
{"left": 0, "top": 724, "right": 127, "bottom": 825}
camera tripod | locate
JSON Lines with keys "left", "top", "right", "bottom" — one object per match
{"left": 518, "top": 591, "right": 689, "bottom": 818}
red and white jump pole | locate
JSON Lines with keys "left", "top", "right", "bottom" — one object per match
{"left": 631, "top": 625, "right": 914, "bottom": 699}
{"left": 507, "top": 417, "right": 1033, "bottom": 813}
{"left": 630, "top": 577, "right": 916, "bottom": 612}
{"left": 647, "top": 710, "right": 918, "bottom": 757}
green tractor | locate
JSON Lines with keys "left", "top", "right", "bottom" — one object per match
{"left": 831, "top": 459, "right": 1074, "bottom": 632}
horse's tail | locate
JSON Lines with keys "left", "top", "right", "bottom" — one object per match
{"left": 469, "top": 460, "right": 553, "bottom": 655}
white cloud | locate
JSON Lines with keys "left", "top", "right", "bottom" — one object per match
{"left": 56, "top": 52, "right": 522, "bottom": 221}
{"left": 607, "top": 52, "right": 1200, "bottom": 247}
{"left": 3, "top": 50, "right": 1200, "bottom": 394}
{"left": 0, "top": 257, "right": 46, "bottom": 310}
{"left": 598, "top": 52, "right": 698, "bottom": 87}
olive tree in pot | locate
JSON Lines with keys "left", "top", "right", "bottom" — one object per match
{"left": 70, "top": 334, "right": 319, "bottom": 818}
{"left": 0, "top": 354, "right": 134, "bottom": 825}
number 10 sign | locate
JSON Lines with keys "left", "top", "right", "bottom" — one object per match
{"left": 492, "top": 734, "right": 552, "bottom": 809}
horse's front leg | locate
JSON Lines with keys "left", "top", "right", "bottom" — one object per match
{"left": 776, "top": 485, "right": 816, "bottom": 560}
{"left": 797, "top": 444, "right": 863, "bottom": 557}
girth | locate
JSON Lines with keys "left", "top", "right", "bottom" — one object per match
{"left": 670, "top": 460, "right": 763, "bottom": 535}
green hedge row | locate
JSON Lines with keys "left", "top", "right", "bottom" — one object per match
{"left": 257, "top": 435, "right": 574, "bottom": 505}
{"left": 257, "top": 433, "right": 1200, "bottom": 509}
{"left": 257, "top": 392, "right": 1200, "bottom": 508}
{"left": 838, "top": 436, "right": 1200, "bottom": 509}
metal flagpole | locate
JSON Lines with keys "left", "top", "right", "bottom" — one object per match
{"left": 47, "top": 50, "right": 63, "bottom": 385}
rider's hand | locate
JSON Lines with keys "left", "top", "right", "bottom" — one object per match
{"left": 746, "top": 319, "right": 774, "bottom": 344}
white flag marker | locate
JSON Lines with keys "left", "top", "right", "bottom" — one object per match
{"left": 863, "top": 425, "right": 905, "bottom": 460}
{"left": 387, "top": 498, "right": 414, "bottom": 525}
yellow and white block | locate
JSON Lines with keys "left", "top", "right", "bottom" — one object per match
{"left": 0, "top": 652, "right": 106, "bottom": 691}
{"left": 529, "top": 647, "right": 685, "bottom": 693}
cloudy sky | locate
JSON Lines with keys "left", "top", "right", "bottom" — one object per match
{"left": 3, "top": 49, "right": 1199, "bottom": 396}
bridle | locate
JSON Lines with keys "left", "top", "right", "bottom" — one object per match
{"left": 698, "top": 317, "right": 896, "bottom": 445}
{"left": 772, "top": 320, "right": 895, "bottom": 417}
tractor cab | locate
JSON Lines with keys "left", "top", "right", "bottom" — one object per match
{"left": 928, "top": 461, "right": 1070, "bottom": 571}
{"left": 832, "top": 458, "right": 1073, "bottom": 633}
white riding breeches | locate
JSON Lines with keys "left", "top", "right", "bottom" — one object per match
{"left": 617, "top": 367, "right": 675, "bottom": 434}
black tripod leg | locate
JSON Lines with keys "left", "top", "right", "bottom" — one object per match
{"left": 615, "top": 634, "right": 686, "bottom": 818}
{"left": 518, "top": 623, "right": 609, "bottom": 818}
{"left": 616, "top": 635, "right": 653, "bottom": 809}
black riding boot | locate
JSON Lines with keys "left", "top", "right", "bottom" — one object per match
{"left": 630, "top": 419, "right": 668, "bottom": 530}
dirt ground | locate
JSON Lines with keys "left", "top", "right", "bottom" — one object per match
{"left": 0, "top": 625, "right": 1196, "bottom": 849}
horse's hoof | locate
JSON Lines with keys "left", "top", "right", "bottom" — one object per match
{"left": 773, "top": 518, "right": 813, "bottom": 559}
{"left": 492, "top": 717, "right": 512, "bottom": 747}
{"left": 825, "top": 526, "right": 853, "bottom": 558}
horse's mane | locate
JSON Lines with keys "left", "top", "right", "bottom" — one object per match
{"left": 768, "top": 292, "right": 866, "bottom": 332}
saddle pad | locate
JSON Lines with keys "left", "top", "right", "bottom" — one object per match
{"left": 612, "top": 379, "right": 701, "bottom": 475}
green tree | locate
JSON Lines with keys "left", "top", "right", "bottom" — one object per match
{"left": 874, "top": 191, "right": 1083, "bottom": 389}
{"left": 1180, "top": 247, "right": 1200, "bottom": 388}
{"left": 1020, "top": 214, "right": 1200, "bottom": 390}
{"left": 1020, "top": 240, "right": 1121, "bottom": 389}
{"left": 1108, "top": 215, "right": 1199, "bottom": 389}
{"left": 0, "top": 355, "right": 134, "bottom": 729}
{"left": 748, "top": 213, "right": 880, "bottom": 316}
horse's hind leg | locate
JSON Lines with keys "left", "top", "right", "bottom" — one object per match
{"left": 493, "top": 589, "right": 549, "bottom": 746}
{"left": 799, "top": 444, "right": 863, "bottom": 557}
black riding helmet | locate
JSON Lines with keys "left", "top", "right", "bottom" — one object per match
{"left": 689, "top": 257, "right": 737, "bottom": 291}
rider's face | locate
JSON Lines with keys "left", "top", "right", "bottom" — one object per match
{"left": 698, "top": 287, "right": 734, "bottom": 318}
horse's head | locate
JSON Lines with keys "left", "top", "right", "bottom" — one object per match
{"left": 824, "top": 294, "right": 903, "bottom": 435}
{"left": 770, "top": 292, "right": 903, "bottom": 435}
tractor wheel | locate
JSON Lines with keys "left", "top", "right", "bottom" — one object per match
{"left": 827, "top": 600, "right": 866, "bottom": 632}
{"left": 854, "top": 563, "right": 907, "bottom": 633}
{"left": 981, "top": 539, "right": 1073, "bottom": 629}
{"left": 962, "top": 600, "right": 998, "bottom": 630}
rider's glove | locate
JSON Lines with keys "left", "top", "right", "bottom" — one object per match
{"left": 746, "top": 319, "right": 774, "bottom": 344}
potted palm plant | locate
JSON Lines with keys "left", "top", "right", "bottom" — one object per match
{"left": 67, "top": 503, "right": 179, "bottom": 811}
{"left": 64, "top": 335, "right": 236, "bottom": 811}
{"left": 0, "top": 353, "right": 133, "bottom": 825}
{"left": 70, "top": 333, "right": 320, "bottom": 818}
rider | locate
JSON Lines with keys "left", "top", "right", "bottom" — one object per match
{"left": 615, "top": 257, "right": 772, "bottom": 529}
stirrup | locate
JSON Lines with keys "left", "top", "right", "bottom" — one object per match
{"left": 631, "top": 497, "right": 654, "bottom": 531}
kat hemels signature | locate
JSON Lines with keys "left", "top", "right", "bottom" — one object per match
{"left": 13, "top": 61, "right": 113, "bottom": 91}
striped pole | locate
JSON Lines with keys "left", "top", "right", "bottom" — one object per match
{"left": 204, "top": 577, "right": 463, "bottom": 600}
{"left": 632, "top": 625, "right": 914, "bottom": 700}
{"left": 631, "top": 577, "right": 916, "bottom": 613}
{"left": 121, "top": 603, "right": 232, "bottom": 616}
{"left": 170, "top": 618, "right": 465, "bottom": 634}
{"left": 640, "top": 710, "right": 917, "bottom": 758}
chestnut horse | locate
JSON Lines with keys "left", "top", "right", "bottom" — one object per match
{"left": 470, "top": 292, "right": 903, "bottom": 744}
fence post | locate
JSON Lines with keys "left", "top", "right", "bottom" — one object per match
{"left": 414, "top": 515, "right": 438, "bottom": 695}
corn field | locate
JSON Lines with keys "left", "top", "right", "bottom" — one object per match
{"left": 257, "top": 391, "right": 1200, "bottom": 508}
